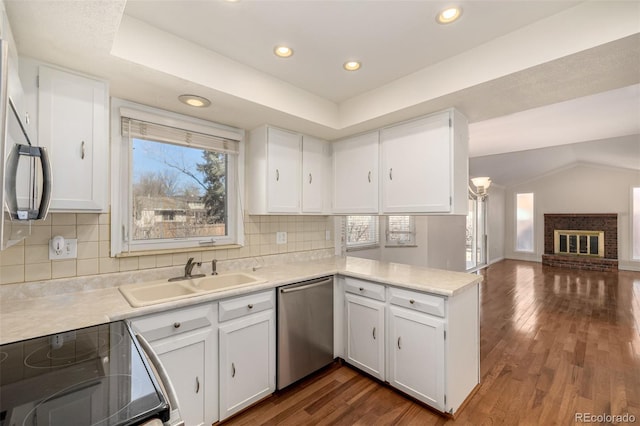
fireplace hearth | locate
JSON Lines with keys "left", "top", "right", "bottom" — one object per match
{"left": 542, "top": 213, "right": 618, "bottom": 272}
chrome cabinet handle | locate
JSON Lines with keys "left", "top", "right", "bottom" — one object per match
{"left": 397, "top": 337, "right": 402, "bottom": 350}
{"left": 173, "top": 322, "right": 181, "bottom": 328}
{"left": 231, "top": 363, "right": 236, "bottom": 378}
{"left": 367, "top": 171, "right": 371, "bottom": 183}
{"left": 309, "top": 173, "right": 312, "bottom": 184}
{"left": 196, "top": 376, "right": 200, "bottom": 393}
{"left": 276, "top": 169, "right": 279, "bottom": 181}
{"left": 372, "top": 327, "right": 376, "bottom": 340}
{"left": 389, "top": 168, "right": 393, "bottom": 180}
{"left": 248, "top": 304, "right": 254, "bottom": 309}
{"left": 81, "top": 141, "right": 85, "bottom": 160}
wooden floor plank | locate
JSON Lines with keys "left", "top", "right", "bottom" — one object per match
{"left": 223, "top": 260, "right": 640, "bottom": 425}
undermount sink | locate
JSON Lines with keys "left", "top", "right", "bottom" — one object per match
{"left": 119, "top": 272, "right": 266, "bottom": 307}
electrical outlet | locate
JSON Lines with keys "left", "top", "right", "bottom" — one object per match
{"left": 49, "top": 238, "right": 78, "bottom": 260}
{"left": 276, "top": 231, "right": 287, "bottom": 245}
{"left": 326, "top": 230, "right": 331, "bottom": 240}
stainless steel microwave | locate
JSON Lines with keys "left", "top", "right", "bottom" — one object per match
{"left": 0, "top": 38, "right": 52, "bottom": 250}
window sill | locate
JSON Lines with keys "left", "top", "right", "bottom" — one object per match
{"left": 346, "top": 245, "right": 380, "bottom": 252}
{"left": 384, "top": 244, "right": 418, "bottom": 248}
{"left": 115, "top": 244, "right": 243, "bottom": 258}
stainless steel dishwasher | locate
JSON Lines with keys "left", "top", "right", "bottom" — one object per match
{"left": 277, "top": 276, "right": 334, "bottom": 389}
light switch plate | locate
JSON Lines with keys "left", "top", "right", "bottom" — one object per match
{"left": 49, "top": 238, "right": 78, "bottom": 260}
{"left": 276, "top": 231, "right": 287, "bottom": 245}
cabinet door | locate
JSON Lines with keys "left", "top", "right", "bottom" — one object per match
{"left": 267, "top": 128, "right": 301, "bottom": 213}
{"left": 219, "top": 310, "right": 275, "bottom": 420}
{"left": 301, "top": 136, "right": 329, "bottom": 213}
{"left": 344, "top": 293, "right": 385, "bottom": 380}
{"left": 388, "top": 305, "right": 445, "bottom": 411}
{"left": 152, "top": 326, "right": 217, "bottom": 426}
{"left": 333, "top": 132, "right": 379, "bottom": 213}
{"left": 38, "top": 65, "right": 108, "bottom": 211}
{"left": 381, "top": 113, "right": 451, "bottom": 213}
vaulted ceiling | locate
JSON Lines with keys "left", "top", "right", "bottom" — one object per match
{"left": 3, "top": 0, "right": 640, "bottom": 185}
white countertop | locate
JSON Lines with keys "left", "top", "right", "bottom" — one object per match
{"left": 0, "top": 256, "right": 481, "bottom": 345}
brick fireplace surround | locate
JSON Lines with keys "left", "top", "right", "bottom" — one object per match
{"left": 542, "top": 213, "right": 618, "bottom": 272}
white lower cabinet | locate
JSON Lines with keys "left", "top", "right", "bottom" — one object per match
{"left": 342, "top": 277, "right": 479, "bottom": 415}
{"left": 345, "top": 293, "right": 385, "bottom": 380}
{"left": 130, "top": 303, "right": 218, "bottom": 426}
{"left": 218, "top": 290, "right": 276, "bottom": 420}
{"left": 388, "top": 305, "right": 445, "bottom": 411}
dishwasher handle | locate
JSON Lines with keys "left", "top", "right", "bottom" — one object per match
{"left": 279, "top": 277, "right": 333, "bottom": 294}
{"left": 136, "top": 333, "right": 184, "bottom": 425}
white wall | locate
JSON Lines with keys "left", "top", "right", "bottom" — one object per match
{"left": 504, "top": 163, "right": 640, "bottom": 270}
{"left": 487, "top": 185, "right": 505, "bottom": 264}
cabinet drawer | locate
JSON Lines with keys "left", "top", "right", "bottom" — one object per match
{"left": 219, "top": 289, "right": 274, "bottom": 322}
{"left": 130, "top": 303, "right": 215, "bottom": 342}
{"left": 344, "top": 277, "right": 385, "bottom": 302}
{"left": 388, "top": 287, "right": 445, "bottom": 318}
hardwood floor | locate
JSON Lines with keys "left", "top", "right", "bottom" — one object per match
{"left": 224, "top": 260, "right": 640, "bottom": 425}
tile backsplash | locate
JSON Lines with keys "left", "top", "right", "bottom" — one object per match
{"left": 0, "top": 213, "right": 334, "bottom": 285}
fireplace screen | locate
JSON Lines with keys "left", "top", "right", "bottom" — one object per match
{"left": 554, "top": 230, "right": 604, "bottom": 257}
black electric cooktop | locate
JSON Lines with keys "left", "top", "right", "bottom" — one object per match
{"left": 0, "top": 321, "right": 169, "bottom": 426}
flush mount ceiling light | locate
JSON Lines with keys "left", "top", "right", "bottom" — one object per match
{"left": 343, "top": 61, "right": 361, "bottom": 71}
{"left": 178, "top": 94, "right": 211, "bottom": 108}
{"left": 274, "top": 46, "right": 293, "bottom": 58}
{"left": 436, "top": 6, "right": 462, "bottom": 24}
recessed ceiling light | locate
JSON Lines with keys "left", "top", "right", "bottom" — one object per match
{"left": 436, "top": 6, "right": 462, "bottom": 24}
{"left": 343, "top": 61, "right": 361, "bottom": 71}
{"left": 178, "top": 94, "right": 211, "bottom": 108}
{"left": 274, "top": 46, "right": 293, "bottom": 58}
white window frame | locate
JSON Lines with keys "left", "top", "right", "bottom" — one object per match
{"left": 345, "top": 215, "right": 379, "bottom": 251}
{"left": 515, "top": 192, "right": 535, "bottom": 253}
{"left": 632, "top": 186, "right": 640, "bottom": 261}
{"left": 110, "top": 98, "right": 245, "bottom": 256}
{"left": 385, "top": 216, "right": 417, "bottom": 247}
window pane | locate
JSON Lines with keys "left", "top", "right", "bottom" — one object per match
{"left": 516, "top": 193, "right": 534, "bottom": 252}
{"left": 346, "top": 216, "right": 379, "bottom": 248}
{"left": 634, "top": 187, "right": 640, "bottom": 260}
{"left": 386, "top": 216, "right": 415, "bottom": 245}
{"left": 132, "top": 138, "right": 227, "bottom": 241}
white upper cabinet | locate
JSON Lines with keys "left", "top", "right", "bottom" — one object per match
{"left": 247, "top": 126, "right": 330, "bottom": 214}
{"left": 265, "top": 127, "right": 301, "bottom": 213}
{"left": 380, "top": 109, "right": 468, "bottom": 215}
{"left": 248, "top": 126, "right": 301, "bottom": 214}
{"left": 332, "top": 131, "right": 379, "bottom": 214}
{"left": 301, "top": 135, "right": 330, "bottom": 213}
{"left": 37, "top": 65, "right": 108, "bottom": 211}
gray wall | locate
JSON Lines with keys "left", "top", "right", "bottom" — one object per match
{"left": 347, "top": 215, "right": 466, "bottom": 272}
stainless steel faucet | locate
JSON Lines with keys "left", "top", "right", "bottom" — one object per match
{"left": 211, "top": 259, "right": 218, "bottom": 275}
{"left": 169, "top": 257, "right": 205, "bottom": 281}
{"left": 185, "top": 257, "right": 198, "bottom": 276}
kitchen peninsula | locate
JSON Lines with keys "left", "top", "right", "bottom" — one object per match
{"left": 0, "top": 255, "right": 481, "bottom": 419}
